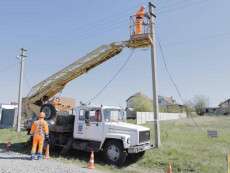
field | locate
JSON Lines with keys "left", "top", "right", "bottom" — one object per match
{"left": 0, "top": 116, "right": 230, "bottom": 173}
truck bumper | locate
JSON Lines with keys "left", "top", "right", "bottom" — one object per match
{"left": 128, "top": 143, "right": 154, "bottom": 153}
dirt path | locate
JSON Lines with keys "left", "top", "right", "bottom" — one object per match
{"left": 0, "top": 149, "right": 102, "bottom": 173}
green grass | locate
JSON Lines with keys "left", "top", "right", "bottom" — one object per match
{"left": 0, "top": 128, "right": 29, "bottom": 153}
{"left": 0, "top": 116, "right": 230, "bottom": 173}
{"left": 138, "top": 116, "right": 230, "bottom": 173}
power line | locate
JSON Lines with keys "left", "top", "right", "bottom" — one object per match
{"left": 162, "top": 32, "right": 230, "bottom": 47}
{"left": 157, "top": 38, "right": 184, "bottom": 103}
{"left": 158, "top": 0, "right": 213, "bottom": 14}
{"left": 40, "top": 1, "right": 211, "bottom": 42}
{"left": 87, "top": 49, "right": 135, "bottom": 104}
{"left": 157, "top": 36, "right": 205, "bottom": 131}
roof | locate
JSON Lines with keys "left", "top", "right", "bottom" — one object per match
{"left": 0, "top": 103, "right": 18, "bottom": 109}
{"left": 218, "top": 98, "right": 230, "bottom": 106}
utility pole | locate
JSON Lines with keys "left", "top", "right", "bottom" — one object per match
{"left": 17, "top": 48, "right": 27, "bottom": 132}
{"left": 148, "top": 2, "right": 161, "bottom": 147}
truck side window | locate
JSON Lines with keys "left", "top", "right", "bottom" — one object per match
{"left": 79, "top": 110, "right": 85, "bottom": 120}
{"left": 89, "top": 111, "right": 96, "bottom": 122}
{"left": 85, "top": 111, "right": 90, "bottom": 123}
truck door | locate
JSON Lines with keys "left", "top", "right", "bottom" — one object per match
{"left": 84, "top": 109, "right": 104, "bottom": 142}
{"left": 74, "top": 108, "right": 104, "bottom": 142}
{"left": 73, "top": 108, "right": 87, "bottom": 139}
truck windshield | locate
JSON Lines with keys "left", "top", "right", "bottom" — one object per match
{"left": 103, "top": 109, "right": 125, "bottom": 122}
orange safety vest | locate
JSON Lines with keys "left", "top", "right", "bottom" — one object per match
{"left": 30, "top": 119, "right": 49, "bottom": 137}
{"left": 135, "top": 7, "right": 145, "bottom": 34}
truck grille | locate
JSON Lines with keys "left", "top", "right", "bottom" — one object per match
{"left": 139, "top": 131, "right": 150, "bottom": 143}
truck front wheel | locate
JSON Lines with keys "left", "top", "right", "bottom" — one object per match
{"left": 103, "top": 140, "right": 127, "bottom": 166}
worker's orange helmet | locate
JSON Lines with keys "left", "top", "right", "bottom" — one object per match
{"left": 39, "top": 112, "right": 46, "bottom": 119}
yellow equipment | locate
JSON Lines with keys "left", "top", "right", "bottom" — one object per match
{"left": 22, "top": 6, "right": 151, "bottom": 119}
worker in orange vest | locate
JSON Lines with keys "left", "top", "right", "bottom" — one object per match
{"left": 30, "top": 112, "right": 49, "bottom": 160}
{"left": 135, "top": 6, "right": 145, "bottom": 35}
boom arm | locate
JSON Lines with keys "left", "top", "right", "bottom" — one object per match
{"left": 23, "top": 36, "right": 151, "bottom": 117}
{"left": 27, "top": 42, "right": 126, "bottom": 105}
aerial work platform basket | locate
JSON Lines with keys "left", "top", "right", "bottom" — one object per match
{"left": 127, "top": 7, "right": 152, "bottom": 48}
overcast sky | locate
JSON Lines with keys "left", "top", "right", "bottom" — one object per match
{"left": 0, "top": 0, "right": 229, "bottom": 107}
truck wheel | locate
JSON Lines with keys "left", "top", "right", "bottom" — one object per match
{"left": 40, "top": 104, "right": 56, "bottom": 120}
{"left": 103, "top": 140, "right": 127, "bottom": 166}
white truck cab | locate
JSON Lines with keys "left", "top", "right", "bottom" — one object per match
{"left": 73, "top": 105, "right": 153, "bottom": 165}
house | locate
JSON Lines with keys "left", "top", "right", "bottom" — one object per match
{"left": 126, "top": 92, "right": 183, "bottom": 118}
{"left": 158, "top": 96, "right": 176, "bottom": 107}
{"left": 204, "top": 107, "right": 219, "bottom": 114}
{"left": 218, "top": 99, "right": 230, "bottom": 115}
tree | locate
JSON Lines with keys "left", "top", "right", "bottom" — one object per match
{"left": 192, "top": 95, "right": 209, "bottom": 115}
{"left": 128, "top": 94, "right": 153, "bottom": 112}
{"left": 183, "top": 100, "right": 194, "bottom": 116}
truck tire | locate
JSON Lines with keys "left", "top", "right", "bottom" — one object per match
{"left": 40, "top": 104, "right": 56, "bottom": 120}
{"left": 103, "top": 140, "right": 127, "bottom": 166}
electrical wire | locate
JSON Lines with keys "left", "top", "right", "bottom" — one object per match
{"left": 41, "top": 0, "right": 213, "bottom": 42}
{"left": 157, "top": 36, "right": 205, "bottom": 131}
{"left": 158, "top": 0, "right": 212, "bottom": 14}
{"left": 162, "top": 32, "right": 230, "bottom": 47}
{"left": 87, "top": 49, "right": 135, "bottom": 104}
{"left": 157, "top": 38, "right": 184, "bottom": 103}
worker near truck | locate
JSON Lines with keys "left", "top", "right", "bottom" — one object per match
{"left": 30, "top": 112, "right": 49, "bottom": 160}
{"left": 135, "top": 6, "right": 145, "bottom": 34}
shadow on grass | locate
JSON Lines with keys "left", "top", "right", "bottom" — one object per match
{"left": 0, "top": 142, "right": 143, "bottom": 168}
{"left": 0, "top": 142, "right": 31, "bottom": 160}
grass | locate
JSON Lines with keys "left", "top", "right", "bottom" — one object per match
{"left": 0, "top": 116, "right": 230, "bottom": 173}
{"left": 138, "top": 116, "right": 230, "bottom": 173}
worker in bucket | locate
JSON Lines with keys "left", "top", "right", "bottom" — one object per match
{"left": 135, "top": 6, "right": 145, "bottom": 34}
{"left": 30, "top": 112, "right": 49, "bottom": 160}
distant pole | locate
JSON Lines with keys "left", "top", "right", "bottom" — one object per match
{"left": 148, "top": 2, "right": 161, "bottom": 147}
{"left": 17, "top": 48, "right": 27, "bottom": 132}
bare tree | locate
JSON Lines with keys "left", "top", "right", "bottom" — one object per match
{"left": 192, "top": 95, "right": 209, "bottom": 115}
{"left": 184, "top": 100, "right": 194, "bottom": 117}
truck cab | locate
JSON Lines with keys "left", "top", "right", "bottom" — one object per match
{"left": 73, "top": 105, "right": 153, "bottom": 165}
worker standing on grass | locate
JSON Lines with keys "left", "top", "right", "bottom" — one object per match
{"left": 135, "top": 6, "right": 145, "bottom": 34}
{"left": 30, "top": 112, "right": 49, "bottom": 160}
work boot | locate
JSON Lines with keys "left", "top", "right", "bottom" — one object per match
{"left": 31, "top": 154, "right": 35, "bottom": 160}
{"left": 37, "top": 153, "right": 43, "bottom": 160}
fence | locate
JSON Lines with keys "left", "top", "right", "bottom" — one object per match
{"left": 136, "top": 112, "right": 187, "bottom": 124}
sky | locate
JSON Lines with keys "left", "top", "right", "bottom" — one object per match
{"left": 0, "top": 0, "right": 230, "bottom": 107}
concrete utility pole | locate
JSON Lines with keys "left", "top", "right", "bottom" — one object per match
{"left": 148, "top": 2, "right": 161, "bottom": 147}
{"left": 17, "top": 48, "right": 27, "bottom": 132}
